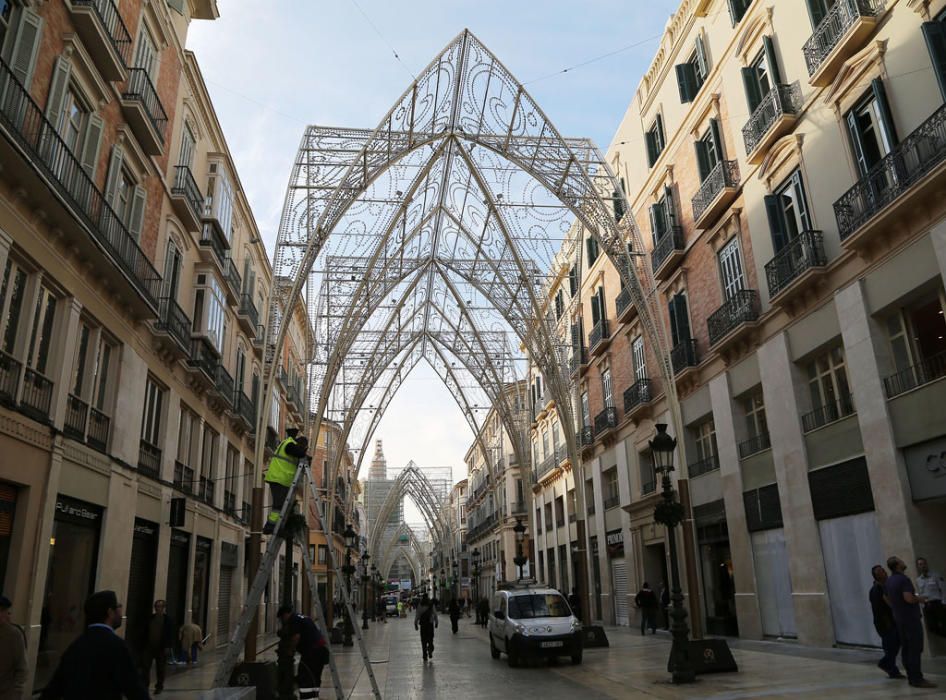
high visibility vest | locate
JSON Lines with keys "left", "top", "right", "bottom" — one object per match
{"left": 265, "top": 437, "right": 299, "bottom": 486}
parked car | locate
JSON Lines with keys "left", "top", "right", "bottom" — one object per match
{"left": 488, "top": 585, "right": 582, "bottom": 666}
{"left": 384, "top": 595, "right": 399, "bottom": 617}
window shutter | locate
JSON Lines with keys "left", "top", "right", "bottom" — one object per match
{"left": 570, "top": 322, "right": 581, "bottom": 348}
{"left": 676, "top": 63, "right": 696, "bottom": 103}
{"left": 656, "top": 113, "right": 665, "bottom": 149}
{"left": 128, "top": 185, "right": 147, "bottom": 240}
{"left": 663, "top": 185, "right": 676, "bottom": 228}
{"left": 80, "top": 114, "right": 105, "bottom": 178}
{"left": 871, "top": 77, "right": 899, "bottom": 146}
{"left": 167, "top": 0, "right": 186, "bottom": 15}
{"left": 648, "top": 204, "right": 660, "bottom": 241}
{"left": 568, "top": 266, "right": 577, "bottom": 296}
{"left": 742, "top": 67, "right": 763, "bottom": 113}
{"left": 923, "top": 22, "right": 946, "bottom": 102}
{"left": 806, "top": 0, "right": 828, "bottom": 28}
{"left": 764, "top": 194, "right": 789, "bottom": 253}
{"left": 710, "top": 118, "right": 725, "bottom": 160}
{"left": 667, "top": 296, "right": 680, "bottom": 347}
{"left": 791, "top": 171, "right": 812, "bottom": 232}
{"left": 590, "top": 294, "right": 601, "bottom": 325}
{"left": 675, "top": 293, "right": 691, "bottom": 342}
{"left": 727, "top": 0, "right": 748, "bottom": 25}
{"left": 695, "top": 34, "right": 709, "bottom": 78}
{"left": 763, "top": 36, "right": 783, "bottom": 86}
{"left": 846, "top": 110, "right": 870, "bottom": 177}
{"left": 10, "top": 10, "right": 43, "bottom": 87}
{"left": 612, "top": 190, "right": 625, "bottom": 223}
{"left": 45, "top": 56, "right": 72, "bottom": 128}
{"left": 645, "top": 130, "right": 658, "bottom": 167}
{"left": 103, "top": 145, "right": 124, "bottom": 206}
{"left": 694, "top": 140, "right": 710, "bottom": 181}
{"left": 597, "top": 286, "right": 606, "bottom": 319}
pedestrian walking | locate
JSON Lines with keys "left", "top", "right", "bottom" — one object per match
{"left": 916, "top": 557, "right": 946, "bottom": 638}
{"left": 659, "top": 582, "right": 670, "bottom": 630}
{"left": 567, "top": 587, "right": 581, "bottom": 622}
{"left": 448, "top": 598, "right": 460, "bottom": 634}
{"left": 884, "top": 556, "right": 937, "bottom": 688}
{"left": 139, "top": 600, "right": 174, "bottom": 695}
{"left": 478, "top": 598, "right": 490, "bottom": 628}
{"left": 178, "top": 620, "right": 203, "bottom": 665}
{"left": 0, "top": 595, "right": 27, "bottom": 700}
{"left": 635, "top": 582, "right": 658, "bottom": 635}
{"left": 278, "top": 606, "right": 329, "bottom": 699}
{"left": 40, "top": 590, "right": 149, "bottom": 699}
{"left": 869, "top": 565, "right": 902, "bottom": 679}
{"left": 263, "top": 428, "right": 308, "bottom": 535}
{"left": 414, "top": 594, "right": 438, "bottom": 661}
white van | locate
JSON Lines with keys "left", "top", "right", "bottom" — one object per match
{"left": 488, "top": 585, "right": 582, "bottom": 666}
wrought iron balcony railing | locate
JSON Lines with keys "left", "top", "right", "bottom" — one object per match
{"left": 214, "top": 364, "right": 235, "bottom": 406}
{"left": 172, "top": 165, "right": 203, "bottom": 222}
{"left": 650, "top": 225, "right": 685, "bottom": 273}
{"left": 603, "top": 495, "right": 621, "bottom": 510}
{"left": 578, "top": 425, "right": 595, "bottom": 447}
{"left": 883, "top": 351, "right": 946, "bottom": 398}
{"left": 738, "top": 432, "right": 772, "bottom": 459}
{"left": 155, "top": 296, "right": 192, "bottom": 353}
{"left": 200, "top": 222, "right": 229, "bottom": 267}
{"left": 803, "top": 0, "right": 885, "bottom": 77}
{"left": 87, "top": 408, "right": 110, "bottom": 451}
{"left": 138, "top": 439, "right": 161, "bottom": 479}
{"left": 623, "top": 378, "right": 652, "bottom": 413}
{"left": 616, "top": 287, "right": 632, "bottom": 317}
{"left": 742, "top": 83, "right": 802, "bottom": 156}
{"left": 670, "top": 338, "right": 699, "bottom": 374}
{"left": 707, "top": 289, "right": 760, "bottom": 346}
{"left": 65, "top": 394, "right": 89, "bottom": 440}
{"left": 689, "top": 453, "right": 720, "bottom": 478}
{"left": 239, "top": 292, "right": 259, "bottom": 327}
{"left": 589, "top": 318, "right": 609, "bottom": 350}
{"left": 0, "top": 59, "right": 162, "bottom": 308}
{"left": 764, "top": 230, "right": 827, "bottom": 298}
{"left": 122, "top": 68, "right": 168, "bottom": 143}
{"left": 189, "top": 337, "right": 218, "bottom": 380}
{"left": 20, "top": 368, "right": 53, "bottom": 423}
{"left": 225, "top": 257, "right": 242, "bottom": 297}
{"left": 594, "top": 406, "right": 618, "bottom": 435}
{"left": 834, "top": 102, "right": 946, "bottom": 241}
{"left": 570, "top": 346, "right": 588, "bottom": 374}
{"left": 802, "top": 394, "right": 856, "bottom": 432}
{"left": 692, "top": 160, "right": 739, "bottom": 223}
{"left": 73, "top": 0, "right": 133, "bottom": 67}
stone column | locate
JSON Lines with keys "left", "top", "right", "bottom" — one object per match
{"left": 47, "top": 298, "right": 82, "bottom": 429}
{"left": 162, "top": 388, "right": 182, "bottom": 483}
{"left": 615, "top": 437, "right": 636, "bottom": 618}
{"left": 98, "top": 470, "right": 138, "bottom": 618}
{"left": 111, "top": 348, "right": 148, "bottom": 466}
{"left": 709, "top": 372, "right": 762, "bottom": 640}
{"left": 758, "top": 332, "right": 834, "bottom": 647}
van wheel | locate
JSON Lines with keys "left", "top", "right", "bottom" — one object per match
{"left": 571, "top": 649, "right": 583, "bottom": 665}
{"left": 490, "top": 635, "right": 501, "bottom": 659}
{"left": 507, "top": 641, "right": 520, "bottom": 668}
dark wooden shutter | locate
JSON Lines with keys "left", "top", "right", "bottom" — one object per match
{"left": 695, "top": 140, "right": 711, "bottom": 181}
{"left": 569, "top": 266, "right": 578, "bottom": 296}
{"left": 763, "top": 35, "right": 782, "bottom": 86}
{"left": 923, "top": 21, "right": 946, "bottom": 102}
{"left": 764, "top": 194, "right": 789, "bottom": 253}
{"left": 656, "top": 114, "right": 665, "bottom": 151}
{"left": 742, "top": 67, "right": 763, "bottom": 113}
{"left": 695, "top": 34, "right": 709, "bottom": 79}
{"left": 871, "top": 78, "right": 899, "bottom": 146}
{"left": 846, "top": 109, "right": 870, "bottom": 177}
{"left": 806, "top": 0, "right": 828, "bottom": 29}
{"left": 646, "top": 130, "right": 658, "bottom": 167}
{"left": 664, "top": 185, "right": 677, "bottom": 228}
{"left": 571, "top": 322, "right": 581, "bottom": 349}
{"left": 710, "top": 118, "right": 725, "bottom": 160}
{"left": 668, "top": 296, "right": 680, "bottom": 347}
{"left": 612, "top": 190, "right": 625, "bottom": 222}
{"left": 808, "top": 457, "right": 875, "bottom": 521}
{"left": 648, "top": 203, "right": 661, "bottom": 242}
{"left": 597, "top": 286, "right": 606, "bottom": 319}
{"left": 791, "top": 170, "right": 812, "bottom": 232}
{"left": 676, "top": 63, "right": 697, "bottom": 103}
{"left": 675, "top": 293, "right": 691, "bottom": 342}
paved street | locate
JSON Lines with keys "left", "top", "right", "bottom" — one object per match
{"left": 158, "top": 615, "right": 945, "bottom": 699}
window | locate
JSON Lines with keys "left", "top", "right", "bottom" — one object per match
{"left": 71, "top": 322, "right": 115, "bottom": 411}
{"left": 601, "top": 367, "right": 613, "bottom": 408}
{"left": 694, "top": 119, "right": 724, "bottom": 182}
{"left": 200, "top": 424, "right": 218, "bottom": 481}
{"left": 806, "top": 346, "right": 853, "bottom": 417}
{"left": 884, "top": 293, "right": 946, "bottom": 394}
{"left": 648, "top": 185, "right": 676, "bottom": 243}
{"left": 555, "top": 496, "right": 564, "bottom": 525}
{"left": 103, "top": 146, "right": 146, "bottom": 239}
{"left": 846, "top": 82, "right": 897, "bottom": 178}
{"left": 56, "top": 88, "right": 89, "bottom": 156}
{"left": 6, "top": 5, "right": 42, "bottom": 87}
{"left": 645, "top": 114, "right": 666, "bottom": 167}
{"left": 693, "top": 420, "right": 718, "bottom": 462}
{"left": 179, "top": 123, "right": 196, "bottom": 169}
{"left": 640, "top": 450, "right": 656, "bottom": 495}
{"left": 554, "top": 290, "right": 564, "bottom": 319}
{"left": 133, "top": 24, "right": 157, "bottom": 77}
{"left": 805, "top": 0, "right": 839, "bottom": 28}
{"left": 585, "top": 236, "right": 599, "bottom": 266}
{"left": 744, "top": 392, "right": 768, "bottom": 439}
{"left": 224, "top": 444, "right": 238, "bottom": 500}
{"left": 163, "top": 240, "right": 182, "bottom": 300}
{"left": 718, "top": 237, "right": 746, "bottom": 300}
{"left": 742, "top": 37, "right": 782, "bottom": 113}
{"left": 676, "top": 35, "right": 709, "bottom": 103}
{"left": 580, "top": 390, "right": 590, "bottom": 428}
{"left": 193, "top": 275, "right": 227, "bottom": 353}
{"left": 924, "top": 12, "right": 946, "bottom": 101}
{"left": 613, "top": 177, "right": 626, "bottom": 222}
{"left": 141, "top": 378, "right": 164, "bottom": 447}
{"left": 589, "top": 285, "right": 606, "bottom": 327}
{"left": 728, "top": 0, "right": 753, "bottom": 26}
{"left": 604, "top": 468, "right": 619, "bottom": 504}
{"left": 26, "top": 283, "right": 56, "bottom": 375}
{"left": 317, "top": 545, "right": 327, "bottom": 565}
{"left": 0, "top": 256, "right": 28, "bottom": 356}
{"left": 632, "top": 336, "right": 646, "bottom": 381}
{"left": 765, "top": 169, "right": 812, "bottom": 253}
{"left": 541, "top": 429, "right": 549, "bottom": 460}
{"left": 667, "top": 292, "right": 692, "bottom": 348}
{"left": 177, "top": 407, "right": 199, "bottom": 467}
{"left": 0, "top": 0, "right": 13, "bottom": 48}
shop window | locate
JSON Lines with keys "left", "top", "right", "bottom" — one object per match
{"left": 645, "top": 114, "right": 666, "bottom": 167}
{"left": 765, "top": 169, "right": 813, "bottom": 253}
{"left": 883, "top": 292, "right": 946, "bottom": 396}
{"left": 846, "top": 82, "right": 897, "bottom": 178}
{"left": 676, "top": 35, "right": 709, "bottom": 103}
{"left": 695, "top": 119, "right": 724, "bottom": 182}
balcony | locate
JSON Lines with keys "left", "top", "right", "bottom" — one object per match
{"left": 883, "top": 351, "right": 946, "bottom": 399}
{"left": 186, "top": 336, "right": 218, "bottom": 385}
{"left": 764, "top": 230, "right": 827, "bottom": 304}
{"left": 803, "top": 0, "right": 884, "bottom": 87}
{"left": 152, "top": 296, "right": 192, "bottom": 357}
{"left": 174, "top": 462, "right": 195, "bottom": 494}
{"left": 593, "top": 406, "right": 619, "bottom": 439}
{"left": 0, "top": 351, "right": 18, "bottom": 406}
{"left": 64, "top": 394, "right": 89, "bottom": 441}
{"left": 212, "top": 364, "right": 235, "bottom": 409}
{"left": 224, "top": 257, "right": 242, "bottom": 303}
{"left": 692, "top": 160, "right": 740, "bottom": 230}
{"left": 138, "top": 439, "right": 161, "bottom": 480}
{"left": 170, "top": 165, "right": 203, "bottom": 232}
{"left": 589, "top": 318, "right": 610, "bottom": 355}
{"left": 604, "top": 495, "right": 621, "bottom": 510}
{"left": 20, "top": 368, "right": 53, "bottom": 423}
{"left": 197, "top": 476, "right": 214, "bottom": 505}
{"left": 578, "top": 425, "right": 595, "bottom": 454}
{"left": 120, "top": 68, "right": 167, "bottom": 155}
{"left": 238, "top": 293, "right": 259, "bottom": 335}
{"left": 233, "top": 390, "right": 256, "bottom": 431}
{"left": 834, "top": 103, "right": 946, "bottom": 248}
{"left": 689, "top": 453, "right": 720, "bottom": 478}
{"left": 738, "top": 432, "right": 771, "bottom": 459}
{"left": 555, "top": 443, "right": 567, "bottom": 466}
{"left": 742, "top": 83, "right": 802, "bottom": 164}
{"left": 199, "top": 222, "right": 229, "bottom": 269}
{"left": 0, "top": 59, "right": 162, "bottom": 315}
{"left": 615, "top": 287, "right": 636, "bottom": 323}
{"left": 87, "top": 408, "right": 110, "bottom": 451}
{"left": 67, "top": 0, "right": 132, "bottom": 81}
{"left": 670, "top": 338, "right": 699, "bottom": 376}
{"left": 651, "top": 226, "right": 686, "bottom": 280}
{"left": 707, "top": 289, "right": 760, "bottom": 351}
{"left": 802, "top": 394, "right": 856, "bottom": 433}
{"left": 569, "top": 346, "right": 589, "bottom": 378}
{"left": 623, "top": 378, "right": 652, "bottom": 421}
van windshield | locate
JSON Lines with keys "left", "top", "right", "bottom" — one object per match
{"left": 508, "top": 594, "right": 570, "bottom": 619}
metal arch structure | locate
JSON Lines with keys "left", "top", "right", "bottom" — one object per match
{"left": 368, "top": 465, "right": 450, "bottom": 559}
{"left": 377, "top": 523, "right": 426, "bottom": 582}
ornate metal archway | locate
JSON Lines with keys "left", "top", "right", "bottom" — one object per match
{"left": 368, "top": 464, "right": 449, "bottom": 556}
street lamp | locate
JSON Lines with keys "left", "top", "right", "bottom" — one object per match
{"left": 472, "top": 548, "right": 481, "bottom": 608}
{"left": 370, "top": 564, "right": 378, "bottom": 621}
{"left": 361, "top": 551, "right": 370, "bottom": 630}
{"left": 650, "top": 423, "right": 695, "bottom": 684}
{"left": 439, "top": 568, "right": 446, "bottom": 608}
{"left": 513, "top": 517, "right": 527, "bottom": 581}
{"left": 341, "top": 523, "right": 356, "bottom": 647}
{"left": 452, "top": 559, "right": 459, "bottom": 599}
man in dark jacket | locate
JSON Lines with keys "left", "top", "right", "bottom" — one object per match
{"left": 414, "top": 594, "right": 438, "bottom": 661}
{"left": 41, "top": 590, "right": 149, "bottom": 699}
{"left": 885, "top": 556, "right": 937, "bottom": 688}
{"left": 869, "top": 565, "right": 902, "bottom": 679}
{"left": 278, "top": 606, "right": 329, "bottom": 699}
{"left": 448, "top": 598, "right": 460, "bottom": 634}
{"left": 635, "top": 582, "right": 658, "bottom": 635}
{"left": 139, "top": 600, "right": 173, "bottom": 695}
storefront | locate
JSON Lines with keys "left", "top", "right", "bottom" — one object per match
{"left": 217, "top": 542, "right": 238, "bottom": 645}
{"left": 167, "top": 529, "right": 190, "bottom": 637}
{"left": 192, "top": 537, "right": 213, "bottom": 632}
{"left": 694, "top": 500, "right": 738, "bottom": 637}
{"left": 606, "top": 529, "right": 628, "bottom": 626}
{"left": 35, "top": 495, "right": 103, "bottom": 691}
{"left": 125, "top": 518, "right": 159, "bottom": 653}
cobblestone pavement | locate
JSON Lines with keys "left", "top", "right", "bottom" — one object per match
{"left": 159, "top": 616, "right": 945, "bottom": 699}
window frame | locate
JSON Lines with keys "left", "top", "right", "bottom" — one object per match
{"left": 140, "top": 377, "right": 165, "bottom": 447}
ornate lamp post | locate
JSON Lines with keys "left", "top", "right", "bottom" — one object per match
{"left": 513, "top": 517, "right": 527, "bottom": 581}
{"left": 472, "top": 548, "right": 481, "bottom": 606}
{"left": 452, "top": 559, "right": 459, "bottom": 599}
{"left": 650, "top": 424, "right": 695, "bottom": 684}
{"left": 341, "top": 523, "right": 356, "bottom": 647}
{"left": 370, "top": 564, "right": 378, "bottom": 620}
{"left": 361, "top": 551, "right": 371, "bottom": 630}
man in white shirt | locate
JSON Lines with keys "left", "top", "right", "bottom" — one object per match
{"left": 916, "top": 557, "right": 946, "bottom": 638}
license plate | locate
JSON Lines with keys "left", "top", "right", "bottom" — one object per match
{"left": 540, "top": 641, "right": 563, "bottom": 648}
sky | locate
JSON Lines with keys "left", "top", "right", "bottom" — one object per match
{"left": 187, "top": 1, "right": 679, "bottom": 498}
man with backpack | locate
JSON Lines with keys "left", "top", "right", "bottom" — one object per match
{"left": 277, "top": 606, "right": 329, "bottom": 699}
{"left": 413, "top": 594, "right": 438, "bottom": 661}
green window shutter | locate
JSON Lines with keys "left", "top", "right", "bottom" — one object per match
{"left": 79, "top": 114, "right": 105, "bottom": 179}
{"left": 728, "top": 0, "right": 749, "bottom": 26}
{"left": 871, "top": 77, "right": 899, "bottom": 146}
{"left": 764, "top": 194, "right": 789, "bottom": 253}
{"left": 806, "top": 0, "right": 828, "bottom": 28}
{"left": 663, "top": 185, "right": 676, "bottom": 228}
{"left": 667, "top": 296, "right": 679, "bottom": 347}
{"left": 675, "top": 293, "right": 691, "bottom": 343}
{"left": 597, "top": 287, "right": 606, "bottom": 320}
{"left": 568, "top": 266, "right": 577, "bottom": 296}
{"left": 10, "top": 9, "right": 43, "bottom": 87}
{"left": 763, "top": 36, "right": 783, "bottom": 86}
{"left": 846, "top": 110, "right": 870, "bottom": 177}
{"left": 612, "top": 190, "right": 625, "bottom": 223}
{"left": 710, "top": 118, "right": 725, "bottom": 160}
{"left": 167, "top": 0, "right": 186, "bottom": 15}
{"left": 676, "top": 63, "right": 696, "bottom": 103}
{"left": 648, "top": 203, "right": 660, "bottom": 242}
{"left": 45, "top": 56, "right": 72, "bottom": 129}
{"left": 128, "top": 185, "right": 147, "bottom": 240}
{"left": 645, "top": 130, "right": 658, "bottom": 167}
{"left": 694, "top": 140, "right": 711, "bottom": 181}
{"left": 656, "top": 113, "right": 665, "bottom": 150}
{"left": 923, "top": 21, "right": 946, "bottom": 102}
{"left": 103, "top": 145, "right": 124, "bottom": 206}
{"left": 791, "top": 170, "right": 812, "bottom": 232}
{"left": 590, "top": 294, "right": 601, "bottom": 325}
{"left": 695, "top": 34, "right": 709, "bottom": 79}
{"left": 742, "top": 67, "right": 763, "bottom": 113}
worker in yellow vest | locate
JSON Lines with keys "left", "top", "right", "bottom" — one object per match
{"left": 263, "top": 427, "right": 308, "bottom": 535}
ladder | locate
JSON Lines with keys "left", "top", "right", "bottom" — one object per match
{"left": 212, "top": 460, "right": 381, "bottom": 698}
